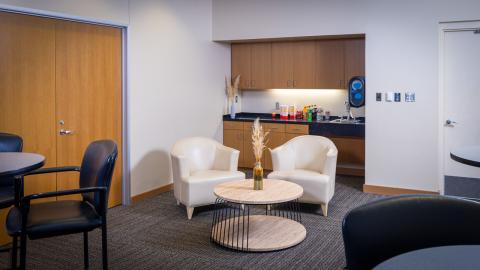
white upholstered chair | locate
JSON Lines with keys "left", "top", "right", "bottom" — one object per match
{"left": 267, "top": 135, "right": 338, "bottom": 216}
{"left": 171, "top": 137, "right": 245, "bottom": 219}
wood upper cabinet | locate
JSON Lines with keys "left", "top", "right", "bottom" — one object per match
{"left": 316, "top": 40, "right": 345, "bottom": 89}
{"left": 232, "top": 42, "right": 272, "bottom": 90}
{"left": 292, "top": 41, "right": 316, "bottom": 89}
{"left": 272, "top": 41, "right": 316, "bottom": 89}
{"left": 231, "top": 43, "right": 252, "bottom": 89}
{"left": 250, "top": 43, "right": 272, "bottom": 89}
{"left": 344, "top": 38, "right": 365, "bottom": 86}
{"left": 272, "top": 42, "right": 294, "bottom": 88}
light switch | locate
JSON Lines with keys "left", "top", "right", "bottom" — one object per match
{"left": 385, "top": 92, "right": 394, "bottom": 102}
{"left": 405, "top": 92, "right": 415, "bottom": 102}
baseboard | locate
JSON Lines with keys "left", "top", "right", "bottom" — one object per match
{"left": 131, "top": 183, "right": 173, "bottom": 203}
{"left": 363, "top": 184, "right": 438, "bottom": 195}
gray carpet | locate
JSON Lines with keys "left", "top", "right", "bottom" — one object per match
{"left": 0, "top": 176, "right": 382, "bottom": 270}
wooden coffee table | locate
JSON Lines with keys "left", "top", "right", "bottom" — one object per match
{"left": 211, "top": 179, "right": 306, "bottom": 252}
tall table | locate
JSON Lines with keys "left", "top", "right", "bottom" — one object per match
{"left": 450, "top": 145, "right": 480, "bottom": 168}
{"left": 0, "top": 152, "right": 45, "bottom": 204}
{"left": 373, "top": 245, "right": 480, "bottom": 270}
{"left": 211, "top": 179, "right": 306, "bottom": 252}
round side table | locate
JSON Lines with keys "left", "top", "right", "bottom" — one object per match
{"left": 211, "top": 179, "right": 306, "bottom": 252}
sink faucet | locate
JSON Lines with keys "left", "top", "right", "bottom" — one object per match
{"left": 344, "top": 100, "right": 355, "bottom": 121}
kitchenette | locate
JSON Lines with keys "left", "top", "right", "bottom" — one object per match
{"left": 223, "top": 35, "right": 366, "bottom": 177}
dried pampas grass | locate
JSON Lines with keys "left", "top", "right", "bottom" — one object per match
{"left": 225, "top": 75, "right": 240, "bottom": 100}
{"left": 251, "top": 118, "right": 269, "bottom": 162}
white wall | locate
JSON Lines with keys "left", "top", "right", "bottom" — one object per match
{"left": 128, "top": 0, "right": 229, "bottom": 196}
{"left": 0, "top": 0, "right": 231, "bottom": 197}
{"left": 241, "top": 89, "right": 365, "bottom": 117}
{"left": 213, "top": 0, "right": 480, "bottom": 192}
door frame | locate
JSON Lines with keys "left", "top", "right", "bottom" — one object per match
{"left": 0, "top": 5, "right": 132, "bottom": 205}
{"left": 438, "top": 20, "right": 480, "bottom": 195}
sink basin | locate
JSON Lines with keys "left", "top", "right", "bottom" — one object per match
{"left": 329, "top": 119, "right": 361, "bottom": 124}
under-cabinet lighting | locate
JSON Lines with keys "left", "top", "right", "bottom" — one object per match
{"left": 266, "top": 89, "right": 346, "bottom": 96}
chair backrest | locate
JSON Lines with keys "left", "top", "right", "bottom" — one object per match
{"left": 0, "top": 133, "right": 23, "bottom": 188}
{"left": 0, "top": 133, "right": 23, "bottom": 152}
{"left": 79, "top": 140, "right": 118, "bottom": 210}
{"left": 285, "top": 135, "right": 336, "bottom": 172}
{"left": 342, "top": 195, "right": 480, "bottom": 270}
{"left": 171, "top": 137, "right": 219, "bottom": 173}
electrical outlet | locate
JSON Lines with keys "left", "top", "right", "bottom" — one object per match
{"left": 275, "top": 102, "right": 280, "bottom": 110}
{"left": 376, "top": 93, "right": 382, "bottom": 102}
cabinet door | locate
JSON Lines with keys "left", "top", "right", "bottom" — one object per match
{"left": 316, "top": 40, "right": 345, "bottom": 89}
{"left": 272, "top": 42, "right": 293, "bottom": 88}
{"left": 251, "top": 43, "right": 272, "bottom": 89}
{"left": 223, "top": 129, "right": 244, "bottom": 167}
{"left": 231, "top": 43, "right": 251, "bottom": 89}
{"left": 292, "top": 41, "right": 316, "bottom": 89}
{"left": 330, "top": 137, "right": 365, "bottom": 165}
{"left": 264, "top": 132, "right": 287, "bottom": 170}
{"left": 344, "top": 39, "right": 365, "bottom": 87}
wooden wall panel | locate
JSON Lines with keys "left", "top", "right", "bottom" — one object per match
{"left": 0, "top": 11, "right": 58, "bottom": 244}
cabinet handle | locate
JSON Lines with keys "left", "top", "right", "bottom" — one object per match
{"left": 293, "top": 80, "right": 297, "bottom": 88}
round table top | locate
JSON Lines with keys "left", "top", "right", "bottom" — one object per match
{"left": 0, "top": 152, "right": 45, "bottom": 178}
{"left": 214, "top": 179, "right": 303, "bottom": 204}
{"left": 450, "top": 145, "right": 480, "bottom": 167}
{"left": 374, "top": 245, "right": 480, "bottom": 270}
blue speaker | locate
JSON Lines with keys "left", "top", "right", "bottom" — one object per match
{"left": 348, "top": 76, "right": 365, "bottom": 108}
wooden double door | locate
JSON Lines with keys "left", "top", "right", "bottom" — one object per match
{"left": 0, "top": 11, "right": 123, "bottom": 211}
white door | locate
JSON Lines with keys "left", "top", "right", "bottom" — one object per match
{"left": 443, "top": 26, "right": 480, "bottom": 193}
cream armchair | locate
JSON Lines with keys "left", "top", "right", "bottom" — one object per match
{"left": 171, "top": 137, "right": 245, "bottom": 219}
{"left": 267, "top": 135, "right": 338, "bottom": 216}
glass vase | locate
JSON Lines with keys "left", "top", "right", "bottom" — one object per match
{"left": 253, "top": 161, "right": 263, "bottom": 190}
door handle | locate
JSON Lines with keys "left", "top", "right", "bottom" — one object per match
{"left": 445, "top": 119, "right": 457, "bottom": 126}
{"left": 59, "top": 129, "right": 74, "bottom": 135}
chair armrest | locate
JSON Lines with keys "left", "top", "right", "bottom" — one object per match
{"left": 270, "top": 145, "right": 295, "bottom": 171}
{"left": 214, "top": 145, "right": 240, "bottom": 171}
{"left": 323, "top": 147, "right": 338, "bottom": 178}
{"left": 171, "top": 154, "right": 190, "bottom": 181}
{"left": 22, "top": 186, "right": 106, "bottom": 203}
{"left": 25, "top": 166, "right": 81, "bottom": 176}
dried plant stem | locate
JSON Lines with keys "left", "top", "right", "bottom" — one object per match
{"left": 251, "top": 118, "right": 269, "bottom": 162}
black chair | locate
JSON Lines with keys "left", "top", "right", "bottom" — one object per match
{"left": 0, "top": 133, "right": 23, "bottom": 268}
{"left": 6, "top": 140, "right": 117, "bottom": 270}
{"left": 0, "top": 133, "right": 23, "bottom": 208}
{"left": 342, "top": 195, "right": 480, "bottom": 270}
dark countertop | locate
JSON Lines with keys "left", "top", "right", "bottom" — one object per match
{"left": 224, "top": 113, "right": 365, "bottom": 138}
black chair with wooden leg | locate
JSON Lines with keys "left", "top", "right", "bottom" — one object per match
{"left": 6, "top": 140, "right": 117, "bottom": 270}
{"left": 0, "top": 133, "right": 23, "bottom": 269}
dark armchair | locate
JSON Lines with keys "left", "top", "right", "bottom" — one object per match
{"left": 0, "top": 133, "right": 23, "bottom": 208}
{"left": 342, "top": 195, "right": 480, "bottom": 270}
{"left": 7, "top": 140, "right": 118, "bottom": 270}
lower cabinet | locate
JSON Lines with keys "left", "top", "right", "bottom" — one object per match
{"left": 223, "top": 120, "right": 364, "bottom": 176}
{"left": 224, "top": 121, "right": 308, "bottom": 170}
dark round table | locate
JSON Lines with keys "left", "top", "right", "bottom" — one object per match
{"left": 0, "top": 152, "right": 45, "bottom": 178}
{"left": 450, "top": 145, "right": 480, "bottom": 168}
{"left": 374, "top": 245, "right": 480, "bottom": 270}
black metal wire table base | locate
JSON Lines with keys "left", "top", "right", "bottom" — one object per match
{"left": 210, "top": 198, "right": 303, "bottom": 252}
